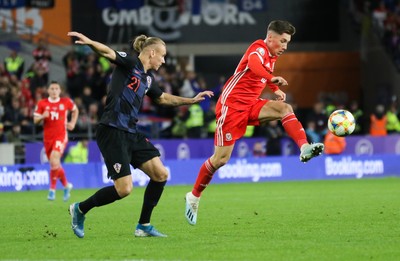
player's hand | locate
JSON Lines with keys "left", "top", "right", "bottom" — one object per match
{"left": 67, "top": 31, "right": 92, "bottom": 45}
{"left": 274, "top": 89, "right": 286, "bottom": 101}
{"left": 192, "top": 91, "right": 214, "bottom": 103}
{"left": 67, "top": 122, "right": 76, "bottom": 131}
{"left": 271, "top": 76, "right": 288, "bottom": 87}
{"left": 42, "top": 111, "right": 49, "bottom": 118}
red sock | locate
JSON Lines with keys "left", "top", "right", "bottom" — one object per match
{"left": 281, "top": 113, "right": 308, "bottom": 148}
{"left": 57, "top": 167, "right": 68, "bottom": 187}
{"left": 49, "top": 169, "right": 58, "bottom": 190}
{"left": 192, "top": 158, "right": 216, "bottom": 197}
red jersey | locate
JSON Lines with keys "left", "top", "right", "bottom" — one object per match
{"left": 219, "top": 39, "right": 278, "bottom": 110}
{"left": 34, "top": 97, "right": 76, "bottom": 141}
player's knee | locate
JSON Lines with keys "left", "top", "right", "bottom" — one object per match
{"left": 115, "top": 183, "right": 132, "bottom": 198}
{"left": 49, "top": 160, "right": 61, "bottom": 170}
{"left": 213, "top": 157, "right": 229, "bottom": 169}
{"left": 154, "top": 168, "right": 169, "bottom": 182}
{"left": 280, "top": 103, "right": 294, "bottom": 117}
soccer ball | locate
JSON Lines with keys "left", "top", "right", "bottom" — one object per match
{"left": 327, "top": 109, "right": 356, "bottom": 137}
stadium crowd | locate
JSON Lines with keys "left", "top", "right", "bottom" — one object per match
{"left": 1, "top": 35, "right": 400, "bottom": 162}
{"left": 349, "top": 0, "right": 400, "bottom": 69}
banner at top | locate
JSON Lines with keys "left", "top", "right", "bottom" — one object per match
{"left": 72, "top": 0, "right": 339, "bottom": 44}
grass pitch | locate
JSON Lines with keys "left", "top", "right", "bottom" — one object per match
{"left": 0, "top": 177, "right": 399, "bottom": 261}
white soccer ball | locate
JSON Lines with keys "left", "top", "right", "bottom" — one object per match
{"left": 327, "top": 109, "right": 356, "bottom": 137}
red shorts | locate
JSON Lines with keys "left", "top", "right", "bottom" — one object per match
{"left": 44, "top": 138, "right": 67, "bottom": 158}
{"left": 215, "top": 99, "right": 268, "bottom": 146}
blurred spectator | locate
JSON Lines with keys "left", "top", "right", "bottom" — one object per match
{"left": 186, "top": 103, "right": 204, "bottom": 138}
{"left": 81, "top": 86, "right": 96, "bottom": 111}
{"left": 305, "top": 121, "right": 322, "bottom": 143}
{"left": 26, "top": 64, "right": 48, "bottom": 96}
{"left": 204, "top": 100, "right": 217, "bottom": 138}
{"left": 369, "top": 104, "right": 387, "bottom": 136}
{"left": 179, "top": 70, "right": 198, "bottom": 98}
{"left": 5, "top": 124, "right": 25, "bottom": 163}
{"left": 349, "top": 100, "right": 364, "bottom": 134}
{"left": 32, "top": 38, "right": 52, "bottom": 84}
{"left": 264, "top": 120, "right": 284, "bottom": 156}
{"left": 4, "top": 49, "right": 24, "bottom": 80}
{"left": 88, "top": 102, "right": 100, "bottom": 127}
{"left": 19, "top": 79, "right": 34, "bottom": 108}
{"left": 252, "top": 141, "right": 266, "bottom": 157}
{"left": 63, "top": 48, "right": 83, "bottom": 98}
{"left": 170, "top": 106, "right": 189, "bottom": 138}
{"left": 386, "top": 101, "right": 400, "bottom": 133}
{"left": 323, "top": 131, "right": 346, "bottom": 155}
{"left": 64, "top": 139, "right": 89, "bottom": 163}
{"left": 3, "top": 97, "right": 30, "bottom": 128}
{"left": 306, "top": 101, "right": 328, "bottom": 138}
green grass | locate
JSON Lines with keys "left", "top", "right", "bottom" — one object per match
{"left": 1, "top": 177, "right": 399, "bottom": 261}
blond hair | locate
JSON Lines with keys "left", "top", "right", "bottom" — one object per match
{"left": 132, "top": 35, "right": 165, "bottom": 53}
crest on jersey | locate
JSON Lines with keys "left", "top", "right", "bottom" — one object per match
{"left": 59, "top": 104, "right": 65, "bottom": 110}
{"left": 145, "top": 76, "right": 152, "bottom": 93}
{"left": 117, "top": 51, "right": 127, "bottom": 57}
{"left": 147, "top": 76, "right": 152, "bottom": 87}
{"left": 113, "top": 163, "right": 121, "bottom": 173}
{"left": 256, "top": 47, "right": 265, "bottom": 56}
{"left": 225, "top": 133, "right": 232, "bottom": 141}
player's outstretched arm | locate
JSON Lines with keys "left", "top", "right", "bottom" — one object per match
{"left": 155, "top": 91, "right": 214, "bottom": 107}
{"left": 67, "top": 32, "right": 116, "bottom": 61}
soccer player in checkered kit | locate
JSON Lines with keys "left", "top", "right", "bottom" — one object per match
{"left": 67, "top": 31, "right": 213, "bottom": 238}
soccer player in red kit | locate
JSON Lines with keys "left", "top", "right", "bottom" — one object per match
{"left": 185, "top": 20, "right": 324, "bottom": 225}
{"left": 34, "top": 81, "right": 79, "bottom": 201}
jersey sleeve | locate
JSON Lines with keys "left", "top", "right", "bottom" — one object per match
{"left": 65, "top": 98, "right": 76, "bottom": 111}
{"left": 266, "top": 82, "right": 279, "bottom": 92}
{"left": 112, "top": 50, "right": 139, "bottom": 69}
{"left": 247, "top": 41, "right": 267, "bottom": 65}
{"left": 146, "top": 78, "right": 163, "bottom": 100}
{"left": 248, "top": 54, "right": 274, "bottom": 81}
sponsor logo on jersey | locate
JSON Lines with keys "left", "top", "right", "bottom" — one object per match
{"left": 256, "top": 47, "right": 265, "bottom": 56}
{"left": 113, "top": 163, "right": 122, "bottom": 173}
{"left": 225, "top": 133, "right": 232, "bottom": 141}
{"left": 117, "top": 51, "right": 127, "bottom": 57}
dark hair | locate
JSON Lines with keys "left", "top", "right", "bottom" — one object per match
{"left": 267, "top": 20, "right": 296, "bottom": 35}
{"left": 132, "top": 35, "right": 165, "bottom": 53}
{"left": 48, "top": 80, "right": 62, "bottom": 90}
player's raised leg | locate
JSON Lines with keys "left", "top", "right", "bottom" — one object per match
{"left": 259, "top": 100, "right": 324, "bottom": 162}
